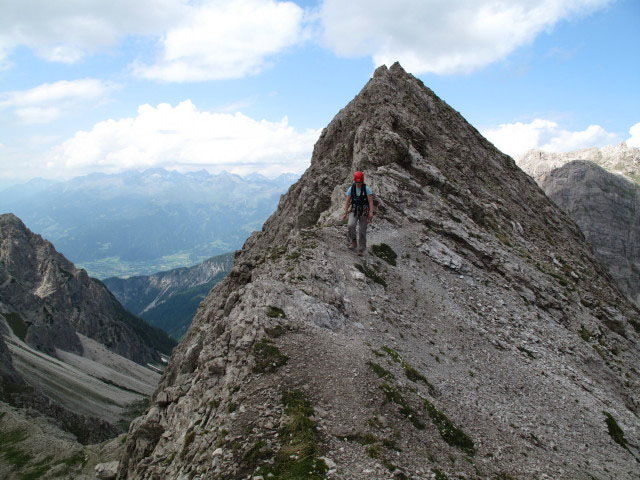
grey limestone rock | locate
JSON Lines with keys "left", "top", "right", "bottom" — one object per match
{"left": 517, "top": 143, "right": 640, "bottom": 184}
{"left": 0, "top": 213, "right": 169, "bottom": 365}
{"left": 118, "top": 63, "right": 640, "bottom": 480}
{"left": 539, "top": 160, "right": 640, "bottom": 306}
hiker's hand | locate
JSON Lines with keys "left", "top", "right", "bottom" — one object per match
{"left": 367, "top": 213, "right": 373, "bottom": 224}
{"left": 342, "top": 211, "right": 348, "bottom": 220}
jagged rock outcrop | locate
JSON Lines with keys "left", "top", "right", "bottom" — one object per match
{"left": 0, "top": 214, "right": 175, "bottom": 364}
{"left": 517, "top": 143, "right": 640, "bottom": 184}
{"left": 119, "top": 64, "right": 640, "bottom": 479}
{"left": 539, "top": 160, "right": 640, "bottom": 306}
{"left": 103, "top": 253, "right": 233, "bottom": 339}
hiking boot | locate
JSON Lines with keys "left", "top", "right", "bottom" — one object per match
{"left": 357, "top": 250, "right": 364, "bottom": 256}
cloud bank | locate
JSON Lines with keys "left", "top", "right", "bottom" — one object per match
{"left": 0, "top": 0, "right": 187, "bottom": 66}
{"left": 0, "top": 79, "right": 118, "bottom": 124}
{"left": 133, "top": 0, "right": 305, "bottom": 81}
{"left": 1, "top": 1, "right": 614, "bottom": 79}
{"left": 319, "top": 0, "right": 611, "bottom": 74}
{"left": 627, "top": 122, "right": 640, "bottom": 148}
{"left": 482, "top": 119, "right": 619, "bottom": 157}
{"left": 0, "top": 0, "right": 305, "bottom": 81}
{"left": 46, "top": 100, "right": 320, "bottom": 178}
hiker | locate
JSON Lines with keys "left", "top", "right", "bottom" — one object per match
{"left": 342, "top": 171, "right": 374, "bottom": 256}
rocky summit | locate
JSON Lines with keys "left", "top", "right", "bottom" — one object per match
{"left": 119, "top": 64, "right": 640, "bottom": 479}
{"left": 0, "top": 213, "right": 173, "bottom": 365}
{"left": 539, "top": 160, "right": 640, "bottom": 307}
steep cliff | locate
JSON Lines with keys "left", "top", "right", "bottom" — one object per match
{"left": 119, "top": 64, "right": 640, "bottom": 479}
{"left": 104, "top": 253, "right": 233, "bottom": 339}
{"left": 539, "top": 160, "right": 640, "bottom": 306}
{"left": 0, "top": 214, "right": 175, "bottom": 365}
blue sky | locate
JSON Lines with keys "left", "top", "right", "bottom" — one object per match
{"left": 0, "top": 0, "right": 638, "bottom": 186}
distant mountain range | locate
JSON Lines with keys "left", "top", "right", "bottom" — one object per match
{"left": 517, "top": 143, "right": 640, "bottom": 184}
{"left": 0, "top": 169, "right": 297, "bottom": 278}
{"left": 104, "top": 252, "right": 234, "bottom": 339}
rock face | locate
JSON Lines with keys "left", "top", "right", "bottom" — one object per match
{"left": 517, "top": 143, "right": 640, "bottom": 184}
{"left": 118, "top": 64, "right": 640, "bottom": 479}
{"left": 103, "top": 253, "right": 233, "bottom": 339}
{"left": 0, "top": 333, "right": 23, "bottom": 396}
{"left": 0, "top": 214, "right": 175, "bottom": 364}
{"left": 539, "top": 160, "right": 640, "bottom": 306}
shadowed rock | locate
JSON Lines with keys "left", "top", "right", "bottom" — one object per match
{"left": 539, "top": 160, "right": 640, "bottom": 306}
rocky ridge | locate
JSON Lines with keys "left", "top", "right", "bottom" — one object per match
{"left": 104, "top": 253, "right": 233, "bottom": 339}
{"left": 517, "top": 143, "right": 640, "bottom": 184}
{"left": 539, "top": 160, "right": 640, "bottom": 306}
{"left": 0, "top": 213, "right": 174, "bottom": 365}
{"left": 119, "top": 64, "right": 640, "bottom": 479}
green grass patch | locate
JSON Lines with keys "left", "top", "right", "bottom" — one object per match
{"left": 243, "top": 440, "right": 272, "bottom": 470}
{"left": 253, "top": 338, "right": 289, "bottom": 373}
{"left": 380, "top": 383, "right": 425, "bottom": 430}
{"left": 2, "top": 448, "right": 32, "bottom": 470}
{"left": 256, "top": 390, "right": 327, "bottom": 479}
{"left": 53, "top": 451, "right": 87, "bottom": 477}
{"left": 367, "top": 361, "right": 395, "bottom": 379}
{"left": 117, "top": 397, "right": 150, "bottom": 431}
{"left": 354, "top": 263, "right": 387, "bottom": 288}
{"left": 422, "top": 399, "right": 475, "bottom": 455}
{"left": 366, "top": 444, "right": 381, "bottom": 459}
{"left": 603, "top": 411, "right": 628, "bottom": 450}
{"left": 382, "top": 346, "right": 436, "bottom": 395}
{"left": 433, "top": 469, "right": 449, "bottom": 480}
{"left": 20, "top": 454, "right": 55, "bottom": 480}
{"left": 181, "top": 431, "right": 195, "bottom": 458}
{"left": 269, "top": 246, "right": 288, "bottom": 261}
{"left": 3, "top": 312, "right": 28, "bottom": 341}
{"left": 381, "top": 346, "right": 402, "bottom": 363}
{"left": 579, "top": 325, "right": 596, "bottom": 342}
{"left": 266, "top": 306, "right": 287, "bottom": 318}
{"left": 371, "top": 243, "right": 398, "bottom": 266}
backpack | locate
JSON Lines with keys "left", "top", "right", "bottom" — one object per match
{"left": 350, "top": 183, "right": 369, "bottom": 218}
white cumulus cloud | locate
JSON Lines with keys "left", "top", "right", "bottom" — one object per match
{"left": 319, "top": 0, "right": 611, "bottom": 74}
{"left": 0, "top": 0, "right": 187, "bottom": 64}
{"left": 0, "top": 0, "right": 306, "bottom": 81}
{"left": 482, "top": 119, "right": 618, "bottom": 157}
{"left": 627, "top": 122, "right": 640, "bottom": 148}
{"left": 46, "top": 100, "right": 320, "bottom": 177}
{"left": 0, "top": 79, "right": 119, "bottom": 124}
{"left": 133, "top": 0, "right": 305, "bottom": 81}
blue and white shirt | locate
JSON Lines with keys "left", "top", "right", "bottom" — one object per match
{"left": 346, "top": 185, "right": 373, "bottom": 197}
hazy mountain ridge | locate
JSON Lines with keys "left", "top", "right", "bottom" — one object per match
{"left": 0, "top": 169, "right": 298, "bottom": 278}
{"left": 104, "top": 252, "right": 234, "bottom": 339}
{"left": 118, "top": 64, "right": 640, "bottom": 479}
{"left": 517, "top": 143, "right": 640, "bottom": 184}
{"left": 539, "top": 160, "right": 640, "bottom": 306}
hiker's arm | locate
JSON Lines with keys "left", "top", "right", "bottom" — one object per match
{"left": 367, "top": 194, "right": 374, "bottom": 223}
{"left": 342, "top": 195, "right": 351, "bottom": 219}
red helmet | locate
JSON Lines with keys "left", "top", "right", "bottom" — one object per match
{"left": 353, "top": 171, "right": 364, "bottom": 182}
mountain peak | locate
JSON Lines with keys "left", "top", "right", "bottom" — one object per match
{"left": 119, "top": 65, "right": 640, "bottom": 479}
{"left": 0, "top": 213, "right": 175, "bottom": 363}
